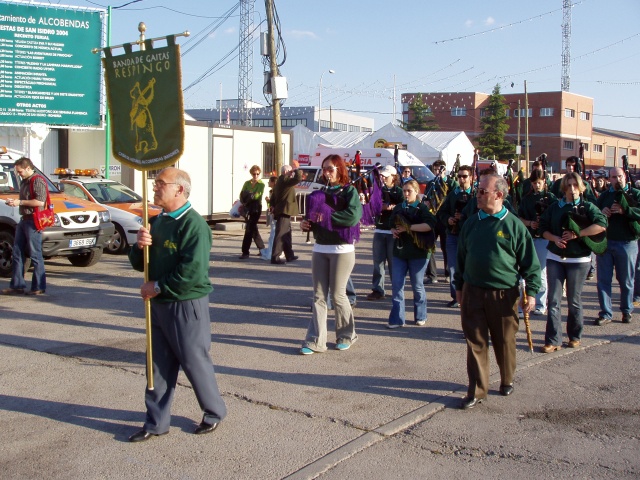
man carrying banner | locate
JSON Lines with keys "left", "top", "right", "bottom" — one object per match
{"left": 127, "top": 167, "right": 226, "bottom": 442}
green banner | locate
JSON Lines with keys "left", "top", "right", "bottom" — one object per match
{"left": 102, "top": 43, "right": 184, "bottom": 171}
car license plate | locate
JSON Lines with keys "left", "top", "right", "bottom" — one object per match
{"left": 69, "top": 238, "right": 96, "bottom": 247}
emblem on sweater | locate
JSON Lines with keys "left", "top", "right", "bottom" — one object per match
{"left": 497, "top": 231, "right": 510, "bottom": 239}
{"left": 163, "top": 239, "right": 178, "bottom": 251}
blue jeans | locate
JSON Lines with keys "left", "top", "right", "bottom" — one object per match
{"left": 533, "top": 238, "right": 549, "bottom": 311}
{"left": 634, "top": 239, "right": 640, "bottom": 302}
{"left": 596, "top": 240, "right": 638, "bottom": 319}
{"left": 545, "top": 259, "right": 590, "bottom": 345}
{"left": 388, "top": 256, "right": 428, "bottom": 326}
{"left": 445, "top": 234, "right": 459, "bottom": 300}
{"left": 11, "top": 218, "right": 46, "bottom": 292}
{"left": 371, "top": 232, "right": 394, "bottom": 294}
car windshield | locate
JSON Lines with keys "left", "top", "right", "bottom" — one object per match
{"left": 0, "top": 164, "right": 60, "bottom": 194}
{"left": 404, "top": 165, "right": 435, "bottom": 184}
{"left": 85, "top": 182, "right": 142, "bottom": 203}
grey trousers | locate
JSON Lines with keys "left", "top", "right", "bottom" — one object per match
{"left": 144, "top": 296, "right": 227, "bottom": 433}
{"left": 305, "top": 250, "right": 357, "bottom": 351}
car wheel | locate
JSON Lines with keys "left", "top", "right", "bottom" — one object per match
{"left": 105, "top": 224, "right": 128, "bottom": 254}
{"left": 0, "top": 230, "right": 14, "bottom": 277}
{"left": 68, "top": 248, "right": 103, "bottom": 267}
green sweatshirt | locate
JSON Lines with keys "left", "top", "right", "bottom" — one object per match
{"left": 596, "top": 186, "right": 640, "bottom": 241}
{"left": 538, "top": 200, "right": 607, "bottom": 258}
{"left": 437, "top": 186, "right": 473, "bottom": 235}
{"left": 454, "top": 208, "right": 541, "bottom": 297}
{"left": 518, "top": 191, "right": 558, "bottom": 237}
{"left": 375, "top": 185, "right": 404, "bottom": 230}
{"left": 129, "top": 203, "right": 213, "bottom": 303}
{"left": 389, "top": 201, "right": 437, "bottom": 260}
{"left": 312, "top": 185, "right": 363, "bottom": 245}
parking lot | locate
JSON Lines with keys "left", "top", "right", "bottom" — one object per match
{"left": 1, "top": 227, "right": 639, "bottom": 479}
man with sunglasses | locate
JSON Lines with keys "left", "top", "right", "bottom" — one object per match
{"left": 454, "top": 173, "right": 540, "bottom": 410}
{"left": 436, "top": 165, "right": 473, "bottom": 307}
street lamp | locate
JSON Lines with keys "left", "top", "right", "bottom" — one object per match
{"left": 318, "top": 69, "right": 335, "bottom": 132}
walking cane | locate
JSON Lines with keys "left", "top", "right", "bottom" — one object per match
{"left": 519, "top": 279, "right": 534, "bottom": 354}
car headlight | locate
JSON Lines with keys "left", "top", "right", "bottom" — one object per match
{"left": 53, "top": 213, "right": 61, "bottom": 227}
{"left": 135, "top": 216, "right": 142, "bottom": 225}
{"left": 99, "top": 210, "right": 111, "bottom": 222}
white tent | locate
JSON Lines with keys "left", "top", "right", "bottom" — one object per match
{"left": 409, "top": 131, "right": 476, "bottom": 171}
{"left": 318, "top": 131, "right": 371, "bottom": 148}
{"left": 350, "top": 123, "right": 441, "bottom": 166}
{"left": 291, "top": 124, "right": 328, "bottom": 164}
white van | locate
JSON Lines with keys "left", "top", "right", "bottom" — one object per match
{"left": 294, "top": 146, "right": 435, "bottom": 218}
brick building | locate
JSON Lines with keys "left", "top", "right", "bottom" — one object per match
{"left": 402, "top": 90, "right": 640, "bottom": 173}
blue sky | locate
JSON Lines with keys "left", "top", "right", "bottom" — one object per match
{"left": 36, "top": 0, "right": 640, "bottom": 133}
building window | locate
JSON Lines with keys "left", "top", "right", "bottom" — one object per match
{"left": 348, "top": 125, "right": 360, "bottom": 132}
{"left": 579, "top": 111, "right": 590, "bottom": 121}
{"left": 281, "top": 118, "right": 306, "bottom": 127}
{"left": 563, "top": 140, "right": 574, "bottom": 150}
{"left": 319, "top": 120, "right": 331, "bottom": 129}
{"left": 593, "top": 144, "right": 603, "bottom": 153}
{"left": 402, "top": 113, "right": 409, "bottom": 124}
{"left": 582, "top": 143, "right": 589, "bottom": 152}
{"left": 504, "top": 108, "right": 510, "bottom": 117}
{"left": 514, "top": 108, "right": 532, "bottom": 118}
{"left": 254, "top": 119, "right": 274, "bottom": 127}
{"left": 631, "top": 149, "right": 638, "bottom": 156}
{"left": 402, "top": 102, "right": 409, "bottom": 112}
{"left": 362, "top": 127, "right": 373, "bottom": 132}
{"left": 451, "top": 107, "right": 466, "bottom": 117}
{"left": 540, "top": 108, "right": 554, "bottom": 117}
{"left": 479, "top": 108, "right": 487, "bottom": 118}
{"left": 333, "top": 122, "right": 347, "bottom": 131}
{"left": 565, "top": 108, "right": 575, "bottom": 118}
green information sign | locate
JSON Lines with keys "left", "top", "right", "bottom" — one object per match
{"left": 0, "top": 2, "right": 103, "bottom": 126}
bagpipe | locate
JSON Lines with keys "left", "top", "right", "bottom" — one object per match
{"left": 422, "top": 164, "right": 448, "bottom": 215}
{"left": 305, "top": 167, "right": 383, "bottom": 244}
{"left": 613, "top": 181, "right": 640, "bottom": 237}
{"left": 449, "top": 192, "right": 470, "bottom": 236}
{"left": 532, "top": 195, "right": 553, "bottom": 238}
{"left": 561, "top": 193, "right": 607, "bottom": 254}
{"left": 393, "top": 207, "right": 436, "bottom": 253}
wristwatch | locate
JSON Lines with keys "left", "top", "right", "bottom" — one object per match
{"left": 153, "top": 281, "right": 161, "bottom": 294}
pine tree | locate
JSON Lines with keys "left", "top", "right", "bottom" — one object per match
{"left": 400, "top": 94, "right": 439, "bottom": 131}
{"left": 477, "top": 84, "right": 514, "bottom": 159}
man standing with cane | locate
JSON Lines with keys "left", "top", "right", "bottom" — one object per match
{"left": 455, "top": 173, "right": 540, "bottom": 409}
{"left": 127, "top": 167, "right": 226, "bottom": 442}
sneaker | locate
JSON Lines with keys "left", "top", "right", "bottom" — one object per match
{"left": 622, "top": 313, "right": 632, "bottom": 324}
{"left": 415, "top": 319, "right": 426, "bottom": 326}
{"left": 300, "top": 347, "right": 314, "bottom": 355}
{"left": 366, "top": 291, "right": 384, "bottom": 300}
{"left": 1, "top": 288, "right": 25, "bottom": 295}
{"left": 533, "top": 308, "right": 546, "bottom": 316}
{"left": 335, "top": 343, "right": 350, "bottom": 351}
{"left": 386, "top": 323, "right": 403, "bottom": 329}
{"left": 424, "top": 277, "right": 438, "bottom": 284}
{"left": 447, "top": 300, "right": 460, "bottom": 308}
{"left": 595, "top": 316, "right": 611, "bottom": 326}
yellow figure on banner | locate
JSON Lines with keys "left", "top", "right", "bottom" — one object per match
{"left": 130, "top": 78, "right": 158, "bottom": 154}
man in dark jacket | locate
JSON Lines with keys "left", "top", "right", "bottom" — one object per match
{"left": 270, "top": 165, "right": 303, "bottom": 264}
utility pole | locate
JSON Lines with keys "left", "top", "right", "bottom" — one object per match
{"left": 524, "top": 80, "right": 530, "bottom": 172}
{"left": 265, "top": 0, "right": 283, "bottom": 173}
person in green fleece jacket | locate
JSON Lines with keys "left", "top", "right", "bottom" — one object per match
{"left": 454, "top": 173, "right": 541, "bottom": 410}
{"left": 127, "top": 167, "right": 226, "bottom": 442}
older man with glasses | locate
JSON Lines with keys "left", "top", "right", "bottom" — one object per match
{"left": 436, "top": 165, "right": 473, "bottom": 307}
{"left": 454, "top": 173, "right": 540, "bottom": 409}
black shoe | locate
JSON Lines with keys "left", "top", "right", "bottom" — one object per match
{"left": 424, "top": 277, "right": 438, "bottom": 284}
{"left": 499, "top": 384, "right": 514, "bottom": 396}
{"left": 271, "top": 258, "right": 286, "bottom": 265}
{"left": 460, "top": 396, "right": 483, "bottom": 410}
{"left": 586, "top": 272, "right": 594, "bottom": 280}
{"left": 622, "top": 313, "right": 632, "bottom": 324}
{"left": 447, "top": 300, "right": 460, "bottom": 308}
{"left": 286, "top": 255, "right": 298, "bottom": 262}
{"left": 595, "top": 316, "right": 611, "bottom": 326}
{"left": 1, "top": 288, "right": 25, "bottom": 295}
{"left": 239, "top": 254, "right": 250, "bottom": 259}
{"left": 128, "top": 429, "right": 168, "bottom": 443}
{"left": 366, "top": 291, "right": 384, "bottom": 300}
{"left": 194, "top": 421, "right": 219, "bottom": 435}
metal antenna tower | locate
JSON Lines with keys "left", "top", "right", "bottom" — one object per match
{"left": 561, "top": 0, "right": 571, "bottom": 91}
{"left": 238, "top": 0, "right": 254, "bottom": 125}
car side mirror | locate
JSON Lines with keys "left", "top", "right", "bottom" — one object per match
{"left": 56, "top": 182, "right": 65, "bottom": 192}
{"left": 0, "top": 172, "right": 8, "bottom": 185}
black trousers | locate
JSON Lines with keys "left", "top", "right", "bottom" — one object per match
{"left": 426, "top": 222, "right": 448, "bottom": 279}
{"left": 241, "top": 207, "right": 264, "bottom": 254}
{"left": 272, "top": 214, "right": 294, "bottom": 260}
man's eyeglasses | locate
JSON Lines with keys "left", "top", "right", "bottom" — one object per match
{"left": 458, "top": 174, "right": 469, "bottom": 178}
{"left": 476, "top": 188, "right": 497, "bottom": 196}
{"left": 153, "top": 180, "right": 177, "bottom": 188}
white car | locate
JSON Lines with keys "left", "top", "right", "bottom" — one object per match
{"left": 58, "top": 174, "right": 161, "bottom": 254}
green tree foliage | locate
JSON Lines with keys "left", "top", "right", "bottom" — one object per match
{"left": 477, "top": 84, "right": 514, "bottom": 159}
{"left": 400, "top": 94, "right": 439, "bottom": 131}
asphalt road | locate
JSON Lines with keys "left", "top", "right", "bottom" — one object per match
{"left": 1, "top": 226, "right": 639, "bottom": 479}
